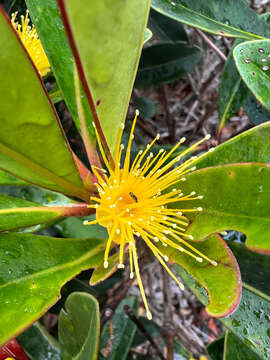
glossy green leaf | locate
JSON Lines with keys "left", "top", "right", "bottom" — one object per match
{"left": 0, "top": 170, "right": 27, "bottom": 186}
{"left": 99, "top": 297, "right": 138, "bottom": 360}
{"left": 0, "top": 185, "right": 74, "bottom": 206}
{"left": 25, "top": 0, "right": 95, "bottom": 145}
{"left": 218, "top": 41, "right": 249, "bottom": 133}
{"left": 244, "top": 94, "right": 270, "bottom": 125}
{"left": 151, "top": 0, "right": 270, "bottom": 40}
{"left": 194, "top": 122, "right": 270, "bottom": 170}
{"left": 179, "top": 164, "right": 270, "bottom": 254}
{"left": 59, "top": 292, "right": 100, "bottom": 360}
{"left": 144, "top": 28, "right": 152, "bottom": 43}
{"left": 134, "top": 96, "right": 156, "bottom": 119}
{"left": 60, "top": 0, "right": 151, "bottom": 154}
{"left": 222, "top": 290, "right": 270, "bottom": 359}
{"left": 218, "top": 13, "right": 270, "bottom": 131}
{"left": 56, "top": 215, "right": 107, "bottom": 240}
{"left": 148, "top": 8, "right": 188, "bottom": 42}
{"left": 206, "top": 335, "right": 224, "bottom": 360}
{"left": 224, "top": 331, "right": 262, "bottom": 360}
{"left": 172, "top": 233, "right": 241, "bottom": 317}
{"left": 135, "top": 42, "right": 201, "bottom": 88}
{"left": 0, "top": 232, "right": 105, "bottom": 346}
{"left": 234, "top": 40, "right": 270, "bottom": 113}
{"left": 177, "top": 269, "right": 270, "bottom": 359}
{"left": 90, "top": 252, "right": 119, "bottom": 286}
{"left": 18, "top": 322, "right": 61, "bottom": 360}
{"left": 0, "top": 194, "right": 64, "bottom": 232}
{"left": 228, "top": 241, "right": 270, "bottom": 298}
{"left": 0, "top": 9, "right": 87, "bottom": 200}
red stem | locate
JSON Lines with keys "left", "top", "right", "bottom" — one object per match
{"left": 57, "top": 0, "right": 115, "bottom": 168}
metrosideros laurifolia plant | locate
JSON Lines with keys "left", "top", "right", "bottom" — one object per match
{"left": 0, "top": 1, "right": 269, "bottom": 359}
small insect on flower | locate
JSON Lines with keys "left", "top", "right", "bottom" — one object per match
{"left": 11, "top": 10, "right": 50, "bottom": 76}
{"left": 84, "top": 111, "right": 217, "bottom": 320}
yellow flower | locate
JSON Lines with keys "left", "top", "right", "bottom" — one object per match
{"left": 11, "top": 10, "right": 50, "bottom": 76}
{"left": 85, "top": 111, "right": 217, "bottom": 320}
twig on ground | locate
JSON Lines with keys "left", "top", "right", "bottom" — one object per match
{"left": 124, "top": 305, "right": 166, "bottom": 360}
{"left": 194, "top": 29, "right": 227, "bottom": 62}
{"left": 162, "top": 269, "right": 174, "bottom": 360}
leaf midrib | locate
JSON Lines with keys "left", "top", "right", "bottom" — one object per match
{"left": 152, "top": 1, "right": 265, "bottom": 40}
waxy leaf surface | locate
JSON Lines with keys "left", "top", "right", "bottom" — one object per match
{"left": 59, "top": 292, "right": 100, "bottom": 360}
{"left": 172, "top": 233, "right": 241, "bottom": 317}
{"left": 90, "top": 252, "right": 119, "bottom": 286}
{"left": 0, "top": 171, "right": 27, "bottom": 186}
{"left": 224, "top": 331, "right": 261, "bottom": 360}
{"left": 0, "top": 233, "right": 104, "bottom": 346}
{"left": 0, "top": 195, "right": 63, "bottom": 232}
{"left": 61, "top": 0, "right": 151, "bottom": 154}
{"left": 194, "top": 121, "right": 270, "bottom": 169}
{"left": 177, "top": 268, "right": 270, "bottom": 359}
{"left": 234, "top": 40, "right": 270, "bottom": 113}
{"left": 218, "top": 41, "right": 249, "bottom": 132}
{"left": 148, "top": 8, "right": 188, "bottom": 42}
{"left": 18, "top": 322, "right": 61, "bottom": 360}
{"left": 135, "top": 42, "right": 201, "bottom": 88}
{"left": 0, "top": 185, "right": 74, "bottom": 206}
{"left": 151, "top": 0, "right": 270, "bottom": 40}
{"left": 179, "top": 164, "right": 270, "bottom": 254}
{"left": 228, "top": 241, "right": 270, "bottom": 298}
{"left": 25, "top": 0, "right": 96, "bottom": 145}
{"left": 0, "top": 9, "right": 87, "bottom": 200}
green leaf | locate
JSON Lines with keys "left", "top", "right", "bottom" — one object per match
{"left": 222, "top": 289, "right": 270, "bottom": 359}
{"left": 0, "top": 194, "right": 65, "bottom": 232}
{"left": 0, "top": 9, "right": 88, "bottom": 200}
{"left": 60, "top": 0, "right": 151, "bottom": 154}
{"left": 194, "top": 122, "right": 270, "bottom": 170}
{"left": 234, "top": 40, "right": 270, "bottom": 113}
{"left": 172, "top": 233, "right": 241, "bottom": 317}
{"left": 244, "top": 94, "right": 270, "bottom": 125}
{"left": 151, "top": 0, "right": 270, "bottom": 40}
{"left": 0, "top": 170, "right": 27, "bottom": 186}
{"left": 134, "top": 96, "right": 156, "bottom": 119}
{"left": 0, "top": 185, "right": 74, "bottom": 206}
{"left": 90, "top": 252, "right": 119, "bottom": 286}
{"left": 224, "top": 331, "right": 262, "bottom": 360}
{"left": 18, "top": 322, "right": 61, "bottom": 360}
{"left": 0, "top": 232, "right": 105, "bottom": 346}
{"left": 228, "top": 241, "right": 270, "bottom": 298}
{"left": 148, "top": 8, "right": 188, "bottom": 42}
{"left": 180, "top": 270, "right": 270, "bottom": 360}
{"left": 218, "top": 41, "right": 249, "bottom": 133}
{"left": 218, "top": 12, "right": 270, "bottom": 131}
{"left": 56, "top": 215, "right": 107, "bottom": 240}
{"left": 25, "top": 0, "right": 96, "bottom": 145}
{"left": 135, "top": 41, "right": 201, "bottom": 88}
{"left": 179, "top": 164, "right": 270, "bottom": 254}
{"left": 144, "top": 28, "right": 152, "bottom": 44}
{"left": 206, "top": 335, "right": 224, "bottom": 360}
{"left": 99, "top": 297, "right": 138, "bottom": 360}
{"left": 59, "top": 292, "right": 100, "bottom": 360}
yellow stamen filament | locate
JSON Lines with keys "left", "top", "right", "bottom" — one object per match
{"left": 11, "top": 10, "right": 50, "bottom": 76}
{"left": 85, "top": 112, "right": 217, "bottom": 319}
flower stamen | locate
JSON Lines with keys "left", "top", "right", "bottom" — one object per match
{"left": 85, "top": 112, "right": 217, "bottom": 319}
